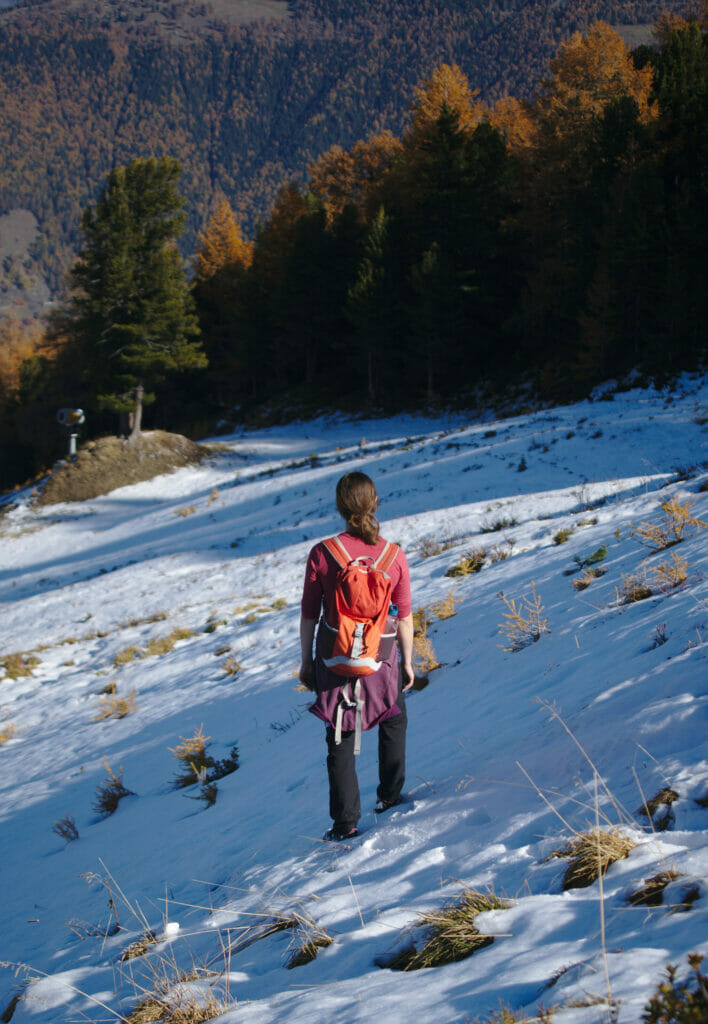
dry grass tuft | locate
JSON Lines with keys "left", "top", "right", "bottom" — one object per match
{"left": 498, "top": 583, "right": 549, "bottom": 651}
{"left": 558, "top": 828, "right": 635, "bottom": 890}
{"left": 472, "top": 1006, "right": 555, "bottom": 1024}
{"left": 637, "top": 787, "right": 679, "bottom": 831}
{"left": 125, "top": 990, "right": 231, "bottom": 1024}
{"left": 1, "top": 653, "right": 40, "bottom": 679}
{"left": 121, "top": 931, "right": 158, "bottom": 961}
{"left": 174, "top": 505, "right": 197, "bottom": 518}
{"left": 114, "top": 645, "right": 143, "bottom": 668}
{"left": 572, "top": 566, "right": 606, "bottom": 590}
{"left": 553, "top": 527, "right": 575, "bottom": 545}
{"left": 93, "top": 758, "right": 134, "bottom": 817}
{"left": 629, "top": 496, "right": 706, "bottom": 551}
{"left": 285, "top": 913, "right": 333, "bottom": 969}
{"left": 388, "top": 887, "right": 510, "bottom": 971}
{"left": 221, "top": 656, "right": 241, "bottom": 676}
{"left": 145, "top": 628, "right": 195, "bottom": 657}
{"left": 0, "top": 721, "right": 16, "bottom": 745}
{"left": 93, "top": 689, "right": 138, "bottom": 721}
{"left": 628, "top": 870, "right": 681, "bottom": 907}
{"left": 52, "top": 814, "right": 79, "bottom": 843}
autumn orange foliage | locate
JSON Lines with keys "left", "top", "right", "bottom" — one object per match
{"left": 0, "top": 317, "right": 46, "bottom": 397}
{"left": 405, "top": 63, "right": 488, "bottom": 148}
{"left": 195, "top": 199, "right": 253, "bottom": 282}
{"left": 536, "top": 21, "right": 655, "bottom": 142}
{"left": 309, "top": 132, "right": 403, "bottom": 224}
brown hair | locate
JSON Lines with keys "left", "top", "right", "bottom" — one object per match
{"left": 336, "top": 472, "right": 380, "bottom": 545}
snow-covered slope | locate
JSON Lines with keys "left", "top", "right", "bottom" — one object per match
{"left": 1, "top": 378, "right": 706, "bottom": 1024}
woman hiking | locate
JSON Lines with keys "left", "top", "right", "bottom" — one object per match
{"left": 299, "top": 471, "right": 414, "bottom": 841}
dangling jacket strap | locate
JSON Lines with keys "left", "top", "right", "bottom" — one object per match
{"left": 334, "top": 679, "right": 364, "bottom": 755}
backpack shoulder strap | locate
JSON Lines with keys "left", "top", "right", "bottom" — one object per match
{"left": 322, "top": 535, "right": 352, "bottom": 569}
{"left": 374, "top": 541, "right": 399, "bottom": 573}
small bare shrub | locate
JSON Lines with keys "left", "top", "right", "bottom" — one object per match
{"left": 650, "top": 623, "right": 669, "bottom": 648}
{"left": 481, "top": 515, "right": 518, "bottom": 534}
{"left": 498, "top": 583, "right": 549, "bottom": 651}
{"left": 170, "top": 725, "right": 212, "bottom": 788}
{"left": 221, "top": 656, "right": 241, "bottom": 676}
{"left": 418, "top": 536, "right": 446, "bottom": 558}
{"left": 653, "top": 552, "right": 689, "bottom": 590}
{"left": 558, "top": 828, "right": 635, "bottom": 890}
{"left": 93, "top": 759, "right": 134, "bottom": 817}
{"left": 93, "top": 689, "right": 138, "bottom": 721}
{"left": 617, "top": 567, "right": 653, "bottom": 604}
{"left": 489, "top": 538, "right": 515, "bottom": 563}
{"left": 174, "top": 505, "right": 196, "bottom": 517}
{"left": 412, "top": 606, "right": 432, "bottom": 633}
{"left": 413, "top": 626, "right": 440, "bottom": 673}
{"left": 445, "top": 549, "right": 486, "bottom": 577}
{"left": 386, "top": 887, "right": 510, "bottom": 971}
{"left": 431, "top": 588, "right": 463, "bottom": 620}
{"left": 629, "top": 496, "right": 706, "bottom": 551}
{"left": 642, "top": 953, "right": 707, "bottom": 1024}
{"left": 52, "top": 814, "right": 79, "bottom": 843}
{"left": 170, "top": 726, "right": 239, "bottom": 791}
{"left": 628, "top": 870, "right": 681, "bottom": 907}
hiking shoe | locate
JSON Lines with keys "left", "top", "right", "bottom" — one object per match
{"left": 323, "top": 825, "right": 359, "bottom": 842}
{"left": 374, "top": 797, "right": 400, "bottom": 814}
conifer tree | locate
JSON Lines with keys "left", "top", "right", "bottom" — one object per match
{"left": 193, "top": 198, "right": 252, "bottom": 407}
{"left": 66, "top": 156, "right": 204, "bottom": 438}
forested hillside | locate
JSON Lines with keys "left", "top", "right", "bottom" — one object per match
{"left": 0, "top": 0, "right": 694, "bottom": 300}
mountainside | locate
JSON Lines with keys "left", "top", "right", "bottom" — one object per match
{"left": 0, "top": 0, "right": 693, "bottom": 309}
{"left": 0, "top": 376, "right": 706, "bottom": 1023}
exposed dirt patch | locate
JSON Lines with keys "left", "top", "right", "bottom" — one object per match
{"left": 37, "top": 431, "right": 208, "bottom": 505}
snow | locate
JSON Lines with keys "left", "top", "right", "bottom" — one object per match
{"left": 0, "top": 378, "right": 706, "bottom": 1024}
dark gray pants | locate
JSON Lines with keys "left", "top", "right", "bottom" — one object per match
{"left": 325, "top": 686, "right": 407, "bottom": 831}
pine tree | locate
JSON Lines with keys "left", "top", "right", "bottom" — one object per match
{"left": 66, "top": 156, "right": 204, "bottom": 438}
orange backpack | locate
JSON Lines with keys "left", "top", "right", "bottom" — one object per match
{"left": 319, "top": 536, "right": 399, "bottom": 677}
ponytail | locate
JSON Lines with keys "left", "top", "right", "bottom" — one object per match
{"left": 336, "top": 472, "right": 380, "bottom": 545}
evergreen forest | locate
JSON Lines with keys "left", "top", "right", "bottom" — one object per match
{"left": 0, "top": 3, "right": 706, "bottom": 492}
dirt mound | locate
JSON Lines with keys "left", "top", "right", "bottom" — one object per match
{"left": 37, "top": 431, "right": 208, "bottom": 505}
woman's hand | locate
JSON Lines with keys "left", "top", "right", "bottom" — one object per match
{"left": 299, "top": 657, "right": 315, "bottom": 690}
